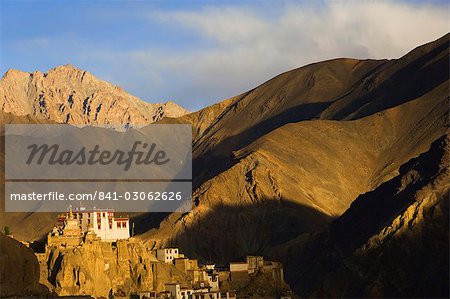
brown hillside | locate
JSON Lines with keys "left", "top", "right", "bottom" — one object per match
{"left": 140, "top": 34, "right": 449, "bottom": 264}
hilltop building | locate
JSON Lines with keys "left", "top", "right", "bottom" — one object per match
{"left": 48, "top": 206, "right": 130, "bottom": 246}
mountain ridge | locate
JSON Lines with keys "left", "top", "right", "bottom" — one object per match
{"left": 0, "top": 64, "right": 189, "bottom": 125}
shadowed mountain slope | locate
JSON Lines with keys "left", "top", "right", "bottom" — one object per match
{"left": 285, "top": 134, "right": 449, "bottom": 298}
{"left": 0, "top": 235, "right": 49, "bottom": 297}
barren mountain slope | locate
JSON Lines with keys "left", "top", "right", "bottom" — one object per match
{"left": 190, "top": 58, "right": 386, "bottom": 184}
{"left": 285, "top": 134, "right": 449, "bottom": 298}
{"left": 186, "top": 34, "right": 448, "bottom": 188}
{"left": 321, "top": 33, "right": 449, "bottom": 120}
{"left": 0, "top": 58, "right": 385, "bottom": 241}
{"left": 0, "top": 65, "right": 188, "bottom": 125}
{"left": 145, "top": 86, "right": 447, "bottom": 262}
{"left": 139, "top": 34, "right": 449, "bottom": 263}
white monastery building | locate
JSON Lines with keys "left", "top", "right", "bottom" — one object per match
{"left": 57, "top": 206, "right": 130, "bottom": 241}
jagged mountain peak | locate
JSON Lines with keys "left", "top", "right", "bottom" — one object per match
{"left": 0, "top": 65, "right": 189, "bottom": 125}
{"left": 2, "top": 68, "right": 30, "bottom": 79}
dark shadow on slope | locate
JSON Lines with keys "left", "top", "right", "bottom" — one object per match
{"left": 130, "top": 212, "right": 171, "bottom": 235}
{"left": 29, "top": 234, "right": 48, "bottom": 253}
{"left": 171, "top": 198, "right": 333, "bottom": 265}
{"left": 330, "top": 133, "right": 447, "bottom": 254}
{"left": 285, "top": 134, "right": 449, "bottom": 298}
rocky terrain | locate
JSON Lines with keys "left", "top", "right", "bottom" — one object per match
{"left": 0, "top": 33, "right": 448, "bottom": 297}
{"left": 285, "top": 134, "right": 449, "bottom": 297}
{"left": 38, "top": 238, "right": 192, "bottom": 298}
{"left": 0, "top": 64, "right": 188, "bottom": 125}
{"left": 0, "top": 235, "right": 49, "bottom": 297}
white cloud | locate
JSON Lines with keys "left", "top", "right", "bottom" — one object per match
{"left": 10, "top": 1, "right": 448, "bottom": 110}
{"left": 126, "top": 1, "right": 449, "bottom": 110}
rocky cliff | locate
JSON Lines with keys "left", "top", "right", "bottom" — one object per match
{"left": 41, "top": 238, "right": 191, "bottom": 298}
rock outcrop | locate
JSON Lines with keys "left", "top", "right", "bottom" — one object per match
{"left": 41, "top": 238, "right": 191, "bottom": 298}
{"left": 0, "top": 235, "right": 49, "bottom": 297}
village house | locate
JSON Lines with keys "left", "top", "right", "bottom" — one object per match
{"left": 157, "top": 247, "right": 180, "bottom": 263}
{"left": 159, "top": 248, "right": 227, "bottom": 293}
{"left": 229, "top": 256, "right": 285, "bottom": 287}
{"left": 190, "top": 290, "right": 237, "bottom": 299}
{"left": 164, "top": 283, "right": 236, "bottom": 299}
{"left": 174, "top": 257, "right": 198, "bottom": 272}
{"left": 229, "top": 262, "right": 249, "bottom": 282}
{"left": 165, "top": 284, "right": 182, "bottom": 299}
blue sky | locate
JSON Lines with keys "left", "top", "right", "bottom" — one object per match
{"left": 1, "top": 1, "right": 449, "bottom": 111}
